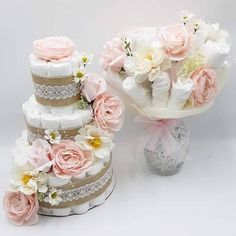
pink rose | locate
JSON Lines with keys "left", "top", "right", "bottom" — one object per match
{"left": 50, "top": 140, "right": 93, "bottom": 178}
{"left": 82, "top": 73, "right": 107, "bottom": 102}
{"left": 33, "top": 36, "right": 75, "bottom": 61}
{"left": 190, "top": 66, "right": 217, "bottom": 107}
{"left": 100, "top": 38, "right": 125, "bottom": 72}
{"left": 3, "top": 192, "right": 39, "bottom": 226}
{"left": 93, "top": 93, "right": 124, "bottom": 132}
{"left": 30, "top": 139, "right": 52, "bottom": 171}
{"left": 159, "top": 24, "right": 193, "bottom": 61}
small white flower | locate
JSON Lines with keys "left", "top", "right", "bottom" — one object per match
{"left": 79, "top": 52, "right": 94, "bottom": 66}
{"left": 73, "top": 67, "right": 87, "bottom": 83}
{"left": 75, "top": 125, "right": 114, "bottom": 159}
{"left": 192, "top": 18, "right": 205, "bottom": 31}
{"left": 9, "top": 163, "right": 48, "bottom": 195}
{"left": 44, "top": 129, "right": 61, "bottom": 144}
{"left": 180, "top": 10, "right": 195, "bottom": 23}
{"left": 44, "top": 188, "right": 63, "bottom": 206}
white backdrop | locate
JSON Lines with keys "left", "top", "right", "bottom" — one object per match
{"left": 0, "top": 0, "right": 236, "bottom": 235}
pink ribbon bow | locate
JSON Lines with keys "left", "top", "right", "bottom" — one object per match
{"left": 135, "top": 116, "right": 180, "bottom": 156}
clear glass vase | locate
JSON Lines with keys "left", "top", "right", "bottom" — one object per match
{"left": 143, "top": 119, "right": 189, "bottom": 175}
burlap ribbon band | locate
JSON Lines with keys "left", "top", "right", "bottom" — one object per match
{"left": 32, "top": 74, "right": 80, "bottom": 106}
{"left": 39, "top": 159, "right": 112, "bottom": 209}
{"left": 26, "top": 122, "right": 81, "bottom": 144}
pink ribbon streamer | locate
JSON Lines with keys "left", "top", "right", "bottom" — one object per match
{"left": 135, "top": 116, "right": 180, "bottom": 156}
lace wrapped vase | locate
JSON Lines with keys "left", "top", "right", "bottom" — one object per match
{"left": 143, "top": 119, "right": 189, "bottom": 175}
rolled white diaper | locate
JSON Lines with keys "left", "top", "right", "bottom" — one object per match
{"left": 29, "top": 52, "right": 80, "bottom": 77}
{"left": 123, "top": 76, "right": 151, "bottom": 108}
{"left": 168, "top": 78, "right": 194, "bottom": 110}
{"left": 41, "top": 114, "right": 61, "bottom": 129}
{"left": 200, "top": 40, "right": 230, "bottom": 68}
{"left": 151, "top": 71, "right": 170, "bottom": 108}
{"left": 60, "top": 112, "right": 83, "bottom": 129}
{"left": 25, "top": 107, "right": 41, "bottom": 127}
{"left": 50, "top": 104, "right": 74, "bottom": 116}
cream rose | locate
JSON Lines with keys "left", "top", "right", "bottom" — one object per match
{"left": 50, "top": 140, "right": 93, "bottom": 178}
{"left": 93, "top": 93, "right": 124, "bottom": 132}
{"left": 33, "top": 36, "right": 75, "bottom": 61}
{"left": 159, "top": 24, "right": 193, "bottom": 61}
{"left": 3, "top": 192, "right": 39, "bottom": 225}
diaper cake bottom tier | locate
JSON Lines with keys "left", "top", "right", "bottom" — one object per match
{"left": 39, "top": 159, "right": 115, "bottom": 216}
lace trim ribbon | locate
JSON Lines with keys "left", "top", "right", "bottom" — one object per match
{"left": 32, "top": 74, "right": 80, "bottom": 106}
{"left": 39, "top": 159, "right": 113, "bottom": 209}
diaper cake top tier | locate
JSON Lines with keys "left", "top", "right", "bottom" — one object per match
{"left": 3, "top": 36, "right": 124, "bottom": 226}
{"left": 101, "top": 11, "right": 231, "bottom": 119}
{"left": 30, "top": 36, "right": 86, "bottom": 107}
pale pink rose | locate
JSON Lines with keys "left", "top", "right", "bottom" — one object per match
{"left": 100, "top": 38, "right": 125, "bottom": 72}
{"left": 3, "top": 192, "right": 39, "bottom": 226}
{"left": 190, "top": 66, "right": 217, "bottom": 106}
{"left": 82, "top": 73, "right": 107, "bottom": 102}
{"left": 30, "top": 139, "right": 52, "bottom": 171}
{"left": 33, "top": 36, "right": 75, "bottom": 61}
{"left": 50, "top": 140, "right": 93, "bottom": 178}
{"left": 159, "top": 24, "right": 193, "bottom": 61}
{"left": 93, "top": 93, "right": 124, "bottom": 132}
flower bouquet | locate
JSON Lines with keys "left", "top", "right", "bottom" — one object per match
{"left": 101, "top": 11, "right": 231, "bottom": 175}
{"left": 3, "top": 36, "right": 124, "bottom": 225}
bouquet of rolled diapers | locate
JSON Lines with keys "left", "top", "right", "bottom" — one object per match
{"left": 3, "top": 36, "right": 124, "bottom": 225}
{"left": 101, "top": 11, "right": 231, "bottom": 119}
{"left": 100, "top": 11, "right": 231, "bottom": 175}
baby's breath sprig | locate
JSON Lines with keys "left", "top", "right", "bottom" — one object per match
{"left": 178, "top": 53, "right": 206, "bottom": 78}
{"left": 77, "top": 95, "right": 90, "bottom": 110}
{"left": 37, "top": 192, "right": 46, "bottom": 202}
{"left": 76, "top": 79, "right": 90, "bottom": 109}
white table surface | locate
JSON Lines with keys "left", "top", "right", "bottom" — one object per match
{"left": 1, "top": 132, "right": 236, "bottom": 236}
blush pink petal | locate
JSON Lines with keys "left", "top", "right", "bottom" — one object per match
{"left": 82, "top": 73, "right": 107, "bottom": 102}
{"left": 3, "top": 192, "right": 39, "bottom": 226}
{"left": 159, "top": 24, "right": 193, "bottom": 61}
{"left": 93, "top": 93, "right": 124, "bottom": 132}
{"left": 50, "top": 140, "right": 93, "bottom": 178}
{"left": 100, "top": 38, "right": 125, "bottom": 72}
{"left": 190, "top": 66, "right": 218, "bottom": 107}
{"left": 33, "top": 36, "right": 75, "bottom": 61}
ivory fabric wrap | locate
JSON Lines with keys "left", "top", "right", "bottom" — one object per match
{"left": 32, "top": 74, "right": 80, "bottom": 106}
{"left": 26, "top": 122, "right": 82, "bottom": 144}
{"left": 39, "top": 159, "right": 113, "bottom": 209}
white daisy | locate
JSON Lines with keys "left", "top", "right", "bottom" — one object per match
{"left": 44, "top": 129, "right": 61, "bottom": 144}
{"left": 9, "top": 163, "right": 48, "bottom": 195}
{"left": 75, "top": 125, "right": 114, "bottom": 159}
{"left": 73, "top": 67, "right": 87, "bottom": 83}
{"left": 44, "top": 188, "right": 63, "bottom": 206}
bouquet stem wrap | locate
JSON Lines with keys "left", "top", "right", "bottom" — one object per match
{"left": 135, "top": 116, "right": 180, "bottom": 156}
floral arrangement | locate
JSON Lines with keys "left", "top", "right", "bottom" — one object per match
{"left": 100, "top": 11, "right": 231, "bottom": 114}
{"left": 3, "top": 46, "right": 124, "bottom": 225}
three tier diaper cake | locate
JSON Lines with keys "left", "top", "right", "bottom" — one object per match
{"left": 3, "top": 36, "right": 124, "bottom": 225}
